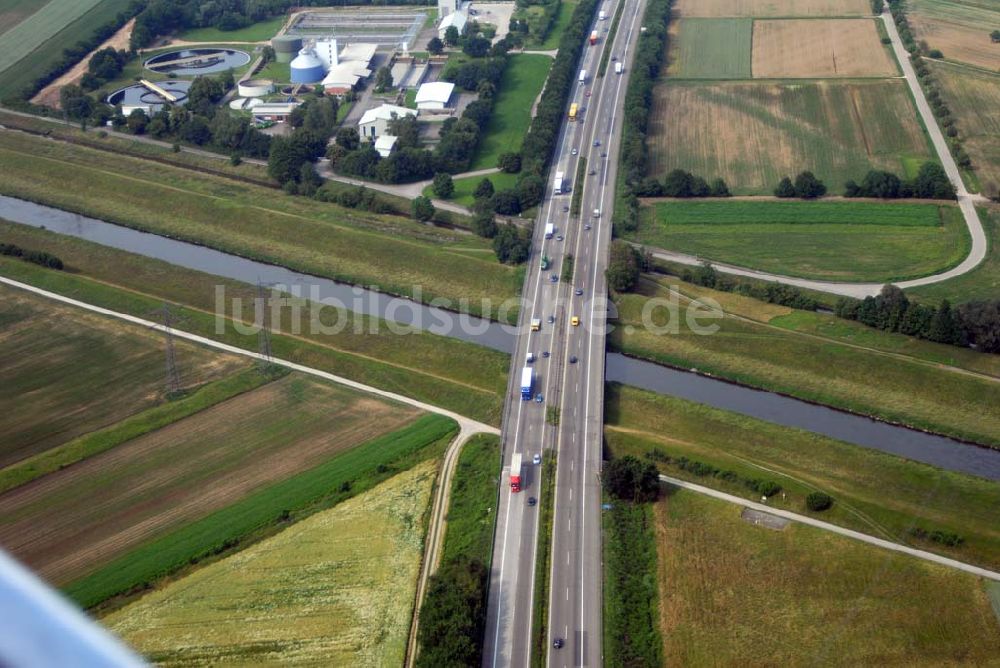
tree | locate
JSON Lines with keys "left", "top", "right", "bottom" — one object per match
{"left": 709, "top": 178, "right": 731, "bottom": 197}
{"left": 774, "top": 176, "right": 796, "bottom": 198}
{"left": 472, "top": 211, "right": 498, "bottom": 238}
{"left": 603, "top": 456, "right": 660, "bottom": 503}
{"left": 463, "top": 35, "right": 491, "bottom": 57}
{"left": 412, "top": 195, "right": 436, "bottom": 222}
{"left": 516, "top": 174, "right": 545, "bottom": 209}
{"left": 432, "top": 172, "right": 455, "bottom": 198}
{"left": 497, "top": 152, "right": 521, "bottom": 173}
{"left": 910, "top": 161, "right": 956, "bottom": 199}
{"left": 428, "top": 36, "right": 445, "bottom": 55}
{"left": 493, "top": 189, "right": 522, "bottom": 215}
{"left": 661, "top": 169, "right": 694, "bottom": 197}
{"left": 335, "top": 126, "right": 360, "bottom": 151}
{"left": 60, "top": 85, "right": 94, "bottom": 120}
{"left": 180, "top": 115, "right": 211, "bottom": 145}
{"left": 186, "top": 75, "right": 224, "bottom": 117}
{"left": 415, "top": 556, "right": 488, "bottom": 668}
{"left": 388, "top": 115, "right": 420, "bottom": 149}
{"left": 928, "top": 299, "right": 963, "bottom": 345}
{"left": 268, "top": 135, "right": 314, "bottom": 184}
{"left": 606, "top": 240, "right": 641, "bottom": 292}
{"left": 492, "top": 223, "right": 530, "bottom": 264}
{"left": 957, "top": 300, "right": 1000, "bottom": 353}
{"left": 474, "top": 177, "right": 495, "bottom": 200}
{"left": 806, "top": 492, "right": 834, "bottom": 512}
{"left": 793, "top": 171, "right": 827, "bottom": 198}
{"left": 87, "top": 47, "right": 125, "bottom": 80}
{"left": 991, "top": 30, "right": 1000, "bottom": 43}
{"left": 126, "top": 108, "right": 148, "bottom": 134}
{"left": 445, "top": 25, "right": 460, "bottom": 46}
{"left": 374, "top": 66, "right": 393, "bottom": 92}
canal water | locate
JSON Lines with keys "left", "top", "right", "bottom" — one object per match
{"left": 2, "top": 195, "right": 998, "bottom": 480}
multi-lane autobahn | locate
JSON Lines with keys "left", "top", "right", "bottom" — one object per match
{"left": 483, "top": 0, "right": 648, "bottom": 665}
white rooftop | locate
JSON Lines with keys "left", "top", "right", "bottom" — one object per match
{"left": 251, "top": 102, "right": 300, "bottom": 115}
{"left": 374, "top": 135, "right": 398, "bottom": 151}
{"left": 359, "top": 104, "right": 417, "bottom": 125}
{"left": 440, "top": 11, "right": 468, "bottom": 32}
{"left": 340, "top": 42, "right": 377, "bottom": 64}
{"left": 415, "top": 81, "right": 455, "bottom": 105}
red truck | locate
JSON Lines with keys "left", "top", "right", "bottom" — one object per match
{"left": 510, "top": 452, "right": 523, "bottom": 493}
{"left": 589, "top": 29, "right": 598, "bottom": 45}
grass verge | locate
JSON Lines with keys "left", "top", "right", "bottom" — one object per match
{"left": 606, "top": 383, "right": 1000, "bottom": 571}
{"left": 597, "top": 0, "right": 626, "bottom": 76}
{"left": 66, "top": 414, "right": 457, "bottom": 610}
{"left": 570, "top": 157, "right": 586, "bottom": 216}
{"left": 441, "top": 433, "right": 501, "bottom": 565}
{"left": 530, "top": 455, "right": 557, "bottom": 668}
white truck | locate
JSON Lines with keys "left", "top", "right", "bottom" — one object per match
{"left": 545, "top": 222, "right": 555, "bottom": 239}
{"left": 553, "top": 171, "right": 565, "bottom": 194}
{"left": 615, "top": 62, "right": 624, "bottom": 75}
{"left": 599, "top": 9, "right": 608, "bottom": 19}
{"left": 578, "top": 69, "right": 587, "bottom": 84}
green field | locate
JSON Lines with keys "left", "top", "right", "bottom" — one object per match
{"left": 606, "top": 384, "right": 1000, "bottom": 571}
{"left": 0, "top": 0, "right": 133, "bottom": 98}
{"left": 441, "top": 434, "right": 500, "bottom": 565}
{"left": 470, "top": 54, "right": 553, "bottom": 171}
{"left": 632, "top": 200, "right": 970, "bottom": 282}
{"left": 0, "top": 131, "right": 521, "bottom": 321}
{"left": 105, "top": 459, "right": 439, "bottom": 665}
{"left": 655, "top": 489, "right": 1000, "bottom": 665}
{"left": 0, "top": 222, "right": 511, "bottom": 425}
{"left": 0, "top": 285, "right": 244, "bottom": 468}
{"left": 648, "top": 80, "right": 935, "bottom": 194}
{"left": 177, "top": 16, "right": 286, "bottom": 43}
{"left": 612, "top": 275, "right": 1000, "bottom": 447}
{"left": 65, "top": 414, "right": 455, "bottom": 609}
{"left": 667, "top": 18, "right": 752, "bottom": 79}
{"left": 908, "top": 208, "right": 1000, "bottom": 303}
{"left": 0, "top": 0, "right": 52, "bottom": 36}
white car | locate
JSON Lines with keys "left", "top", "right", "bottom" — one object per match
{"left": 533, "top": 454, "right": 542, "bottom": 465}
{"left": 571, "top": 148, "right": 578, "bottom": 156}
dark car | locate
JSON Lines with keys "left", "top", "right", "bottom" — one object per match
{"left": 570, "top": 355, "right": 578, "bottom": 364}
{"left": 528, "top": 496, "right": 537, "bottom": 506}
{"left": 575, "top": 288, "right": 583, "bottom": 296}
{"left": 550, "top": 274, "right": 558, "bottom": 283}
{"left": 547, "top": 314, "right": 555, "bottom": 323}
{"left": 553, "top": 638, "right": 564, "bottom": 649}
{"left": 542, "top": 350, "right": 550, "bottom": 358}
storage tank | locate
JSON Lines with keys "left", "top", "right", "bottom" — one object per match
{"left": 272, "top": 35, "right": 302, "bottom": 63}
{"left": 238, "top": 78, "right": 274, "bottom": 97}
{"left": 289, "top": 47, "right": 325, "bottom": 84}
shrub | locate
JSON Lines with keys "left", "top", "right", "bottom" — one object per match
{"left": 432, "top": 172, "right": 455, "bottom": 198}
{"left": 774, "top": 176, "right": 796, "bottom": 198}
{"left": 603, "top": 455, "right": 660, "bottom": 502}
{"left": 412, "top": 196, "right": 436, "bottom": 222}
{"left": 806, "top": 492, "right": 834, "bottom": 512}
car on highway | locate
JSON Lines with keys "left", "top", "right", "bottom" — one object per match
{"left": 550, "top": 274, "right": 558, "bottom": 283}
{"left": 575, "top": 288, "right": 584, "bottom": 296}
{"left": 593, "top": 139, "right": 600, "bottom": 147}
{"left": 542, "top": 350, "right": 550, "bottom": 358}
{"left": 571, "top": 316, "right": 580, "bottom": 326}
{"left": 585, "top": 89, "right": 591, "bottom": 97}
{"left": 570, "top": 355, "right": 578, "bottom": 364}
{"left": 547, "top": 314, "right": 555, "bottom": 323}
{"left": 556, "top": 234, "right": 564, "bottom": 241}
{"left": 563, "top": 205, "right": 569, "bottom": 212}
{"left": 584, "top": 224, "right": 591, "bottom": 230}
{"left": 535, "top": 393, "right": 544, "bottom": 403}
{"left": 593, "top": 209, "right": 601, "bottom": 218}
{"left": 589, "top": 169, "right": 596, "bottom": 175}
{"left": 533, "top": 454, "right": 541, "bottom": 464}
{"left": 553, "top": 638, "right": 564, "bottom": 649}
{"left": 571, "top": 147, "right": 578, "bottom": 155}
{"left": 528, "top": 496, "right": 537, "bottom": 506}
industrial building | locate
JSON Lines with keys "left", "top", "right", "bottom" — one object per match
{"left": 438, "top": 10, "right": 467, "bottom": 39}
{"left": 271, "top": 35, "right": 302, "bottom": 63}
{"left": 358, "top": 103, "right": 416, "bottom": 141}
{"left": 251, "top": 101, "right": 301, "bottom": 123}
{"left": 415, "top": 81, "right": 455, "bottom": 111}
{"left": 237, "top": 78, "right": 274, "bottom": 97}
{"left": 289, "top": 47, "right": 326, "bottom": 84}
{"left": 286, "top": 38, "right": 376, "bottom": 90}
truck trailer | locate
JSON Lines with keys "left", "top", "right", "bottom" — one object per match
{"left": 589, "top": 30, "right": 598, "bottom": 45}
{"left": 599, "top": 9, "right": 608, "bottom": 19}
{"left": 520, "top": 366, "right": 533, "bottom": 400}
{"left": 553, "top": 171, "right": 565, "bottom": 194}
{"left": 578, "top": 69, "right": 587, "bottom": 84}
{"left": 510, "top": 452, "right": 523, "bottom": 492}
{"left": 545, "top": 223, "right": 555, "bottom": 239}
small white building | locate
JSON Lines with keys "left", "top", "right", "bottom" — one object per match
{"left": 438, "top": 10, "right": 467, "bottom": 39}
{"left": 358, "top": 104, "right": 417, "bottom": 141}
{"left": 374, "top": 135, "right": 399, "bottom": 157}
{"left": 251, "top": 101, "right": 301, "bottom": 123}
{"left": 415, "top": 81, "right": 455, "bottom": 111}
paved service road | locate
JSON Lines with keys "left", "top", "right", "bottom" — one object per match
{"left": 483, "top": 0, "right": 647, "bottom": 665}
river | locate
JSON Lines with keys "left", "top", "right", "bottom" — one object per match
{"left": 2, "top": 195, "right": 998, "bottom": 480}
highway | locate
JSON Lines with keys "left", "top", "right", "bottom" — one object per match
{"left": 483, "top": 0, "right": 647, "bottom": 665}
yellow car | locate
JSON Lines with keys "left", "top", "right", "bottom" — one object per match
{"left": 571, "top": 316, "right": 580, "bottom": 326}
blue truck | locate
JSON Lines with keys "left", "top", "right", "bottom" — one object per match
{"left": 520, "top": 366, "right": 533, "bottom": 400}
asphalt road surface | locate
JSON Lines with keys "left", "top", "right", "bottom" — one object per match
{"left": 483, "top": 0, "right": 647, "bottom": 665}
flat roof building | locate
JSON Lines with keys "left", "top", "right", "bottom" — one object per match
{"left": 358, "top": 103, "right": 417, "bottom": 141}
{"left": 415, "top": 81, "right": 455, "bottom": 111}
{"left": 252, "top": 101, "right": 301, "bottom": 122}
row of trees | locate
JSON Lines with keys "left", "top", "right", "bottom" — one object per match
{"left": 0, "top": 243, "right": 64, "bottom": 270}
{"left": 415, "top": 556, "right": 489, "bottom": 667}
{"left": 774, "top": 171, "right": 827, "bottom": 199}
{"left": 635, "top": 169, "right": 730, "bottom": 198}
{"left": 80, "top": 47, "right": 128, "bottom": 91}
{"left": 835, "top": 285, "right": 1000, "bottom": 352}
{"left": 845, "top": 163, "right": 956, "bottom": 199}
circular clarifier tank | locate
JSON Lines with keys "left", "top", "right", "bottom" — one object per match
{"left": 144, "top": 48, "right": 251, "bottom": 76}
{"left": 106, "top": 79, "right": 192, "bottom": 113}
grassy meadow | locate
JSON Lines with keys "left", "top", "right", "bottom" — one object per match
{"left": 0, "top": 373, "right": 422, "bottom": 585}
{"left": 611, "top": 275, "right": 1000, "bottom": 447}
{"left": 606, "top": 384, "right": 1000, "bottom": 571}
{"left": 633, "top": 200, "right": 969, "bottom": 281}
{"left": 0, "top": 131, "right": 520, "bottom": 320}
{"left": 908, "top": 208, "right": 1000, "bottom": 304}
{"left": 469, "top": 54, "right": 553, "bottom": 171}
{"left": 441, "top": 433, "right": 501, "bottom": 565}
{"left": 647, "top": 80, "right": 933, "bottom": 194}
{"left": 668, "top": 18, "right": 752, "bottom": 79}
{"left": 176, "top": 16, "right": 285, "bottom": 43}
{"left": 438, "top": 171, "right": 520, "bottom": 207}
{"left": 0, "top": 223, "right": 510, "bottom": 425}
{"left": 0, "top": 285, "right": 245, "bottom": 468}
{"left": 0, "top": 0, "right": 53, "bottom": 36}
{"left": 105, "top": 460, "right": 439, "bottom": 665}
{"left": 655, "top": 489, "right": 1000, "bottom": 665}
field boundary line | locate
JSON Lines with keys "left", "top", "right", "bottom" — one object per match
{"left": 0, "top": 276, "right": 499, "bottom": 436}
{"left": 660, "top": 474, "right": 1000, "bottom": 582}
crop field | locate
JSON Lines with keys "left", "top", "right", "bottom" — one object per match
{"left": 606, "top": 384, "right": 1000, "bottom": 571}
{"left": 611, "top": 276, "right": 1000, "bottom": 447}
{"left": 928, "top": 61, "right": 1000, "bottom": 192}
{"left": 647, "top": 80, "right": 933, "bottom": 193}
{"left": 654, "top": 489, "right": 1000, "bottom": 665}
{"left": 0, "top": 285, "right": 244, "bottom": 468}
{"left": 908, "top": 0, "right": 1000, "bottom": 70}
{"left": 633, "top": 200, "right": 969, "bottom": 281}
{"left": 671, "top": 0, "right": 872, "bottom": 17}
{"left": 0, "top": 222, "right": 511, "bottom": 426}
{"left": 666, "top": 19, "right": 752, "bottom": 79}
{"left": 0, "top": 0, "right": 52, "bottom": 36}
{"left": 105, "top": 460, "right": 438, "bottom": 665}
{"left": 0, "top": 131, "right": 521, "bottom": 320}
{"left": 0, "top": 0, "right": 133, "bottom": 98}
{"left": 751, "top": 19, "right": 896, "bottom": 78}
{"left": 0, "top": 373, "right": 421, "bottom": 585}
{"left": 469, "top": 54, "right": 552, "bottom": 171}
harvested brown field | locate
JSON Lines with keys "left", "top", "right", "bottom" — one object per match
{"left": 647, "top": 80, "right": 933, "bottom": 193}
{"left": 672, "top": 0, "right": 872, "bottom": 18}
{"left": 909, "top": 0, "right": 1000, "bottom": 71}
{"left": 0, "top": 373, "right": 420, "bottom": 584}
{"left": 0, "top": 285, "right": 244, "bottom": 468}
{"left": 752, "top": 19, "right": 897, "bottom": 78}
